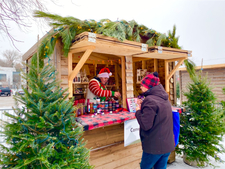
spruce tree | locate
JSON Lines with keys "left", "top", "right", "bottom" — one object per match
{"left": 179, "top": 69, "right": 225, "bottom": 167}
{"left": 0, "top": 55, "right": 93, "bottom": 168}
{"left": 221, "top": 87, "right": 225, "bottom": 107}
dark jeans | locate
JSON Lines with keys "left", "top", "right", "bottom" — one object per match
{"left": 140, "top": 151, "right": 170, "bottom": 169}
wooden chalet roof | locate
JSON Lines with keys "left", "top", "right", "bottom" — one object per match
{"left": 23, "top": 31, "right": 192, "bottom": 60}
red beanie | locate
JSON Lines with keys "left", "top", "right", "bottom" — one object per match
{"left": 141, "top": 72, "right": 160, "bottom": 89}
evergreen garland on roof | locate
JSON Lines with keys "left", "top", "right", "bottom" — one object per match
{"left": 34, "top": 11, "right": 181, "bottom": 59}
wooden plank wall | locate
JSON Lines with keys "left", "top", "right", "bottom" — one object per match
{"left": 180, "top": 68, "right": 225, "bottom": 103}
{"left": 83, "top": 124, "right": 142, "bottom": 169}
{"left": 146, "top": 59, "right": 155, "bottom": 72}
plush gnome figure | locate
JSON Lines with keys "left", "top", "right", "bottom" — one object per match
{"left": 86, "top": 67, "right": 115, "bottom": 103}
{"left": 97, "top": 68, "right": 112, "bottom": 78}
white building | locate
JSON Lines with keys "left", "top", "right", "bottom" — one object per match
{"left": 0, "top": 66, "right": 16, "bottom": 87}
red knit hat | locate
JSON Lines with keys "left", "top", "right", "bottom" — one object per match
{"left": 141, "top": 72, "right": 160, "bottom": 89}
{"left": 98, "top": 68, "right": 112, "bottom": 78}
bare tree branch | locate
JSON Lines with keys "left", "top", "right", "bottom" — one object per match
{"left": 0, "top": 0, "right": 56, "bottom": 50}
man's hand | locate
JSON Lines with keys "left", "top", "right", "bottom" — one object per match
{"left": 114, "top": 92, "right": 121, "bottom": 97}
{"left": 137, "top": 99, "right": 143, "bottom": 107}
{"left": 136, "top": 106, "right": 141, "bottom": 111}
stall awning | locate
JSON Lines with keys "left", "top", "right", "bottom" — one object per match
{"left": 133, "top": 46, "right": 192, "bottom": 60}
{"left": 70, "top": 32, "right": 192, "bottom": 59}
{"left": 70, "top": 32, "right": 148, "bottom": 56}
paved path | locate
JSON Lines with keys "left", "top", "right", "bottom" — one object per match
{"left": 0, "top": 95, "right": 17, "bottom": 108}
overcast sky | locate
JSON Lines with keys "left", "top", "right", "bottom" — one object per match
{"left": 0, "top": 0, "right": 225, "bottom": 66}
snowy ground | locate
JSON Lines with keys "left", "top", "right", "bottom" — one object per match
{"left": 168, "top": 137, "right": 225, "bottom": 169}
{"left": 168, "top": 154, "right": 225, "bottom": 169}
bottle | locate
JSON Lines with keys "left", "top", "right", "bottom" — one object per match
{"left": 90, "top": 102, "right": 94, "bottom": 114}
{"left": 96, "top": 98, "right": 101, "bottom": 105}
{"left": 115, "top": 100, "right": 120, "bottom": 110}
{"left": 101, "top": 101, "right": 105, "bottom": 110}
{"left": 108, "top": 101, "right": 112, "bottom": 111}
{"left": 96, "top": 98, "right": 101, "bottom": 110}
{"left": 80, "top": 104, "right": 83, "bottom": 116}
{"left": 104, "top": 101, "right": 108, "bottom": 112}
{"left": 93, "top": 104, "right": 98, "bottom": 114}
{"left": 77, "top": 107, "right": 81, "bottom": 116}
{"left": 112, "top": 100, "right": 116, "bottom": 111}
{"left": 87, "top": 99, "right": 90, "bottom": 113}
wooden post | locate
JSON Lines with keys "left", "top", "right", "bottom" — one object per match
{"left": 37, "top": 35, "right": 39, "bottom": 72}
{"left": 179, "top": 70, "right": 182, "bottom": 105}
{"left": 133, "top": 61, "right": 137, "bottom": 97}
{"left": 94, "top": 63, "right": 97, "bottom": 77}
{"left": 55, "top": 41, "right": 62, "bottom": 82}
{"left": 115, "top": 64, "right": 119, "bottom": 89}
{"left": 165, "top": 60, "right": 169, "bottom": 93}
{"left": 173, "top": 62, "right": 177, "bottom": 105}
{"left": 125, "top": 56, "right": 133, "bottom": 98}
{"left": 142, "top": 60, "right": 146, "bottom": 69}
{"left": 68, "top": 52, "right": 73, "bottom": 98}
{"left": 121, "top": 56, "right": 127, "bottom": 108}
{"left": 154, "top": 59, "right": 158, "bottom": 72}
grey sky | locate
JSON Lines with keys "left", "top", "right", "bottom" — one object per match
{"left": 0, "top": 0, "right": 224, "bottom": 66}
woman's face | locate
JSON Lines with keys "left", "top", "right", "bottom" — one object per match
{"left": 100, "top": 77, "right": 109, "bottom": 85}
{"left": 140, "top": 85, "right": 148, "bottom": 93}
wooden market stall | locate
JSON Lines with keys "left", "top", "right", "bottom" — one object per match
{"left": 23, "top": 32, "right": 191, "bottom": 168}
{"left": 179, "top": 64, "right": 225, "bottom": 104}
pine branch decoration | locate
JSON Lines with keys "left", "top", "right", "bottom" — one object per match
{"left": 33, "top": 11, "right": 182, "bottom": 60}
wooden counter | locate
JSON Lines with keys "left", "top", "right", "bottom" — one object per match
{"left": 84, "top": 124, "right": 142, "bottom": 169}
{"left": 77, "top": 107, "right": 184, "bottom": 168}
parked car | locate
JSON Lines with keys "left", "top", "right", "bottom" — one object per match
{"left": 0, "top": 87, "right": 12, "bottom": 96}
{"left": 15, "top": 89, "right": 25, "bottom": 95}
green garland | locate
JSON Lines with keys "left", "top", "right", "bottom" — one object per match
{"left": 34, "top": 10, "right": 181, "bottom": 59}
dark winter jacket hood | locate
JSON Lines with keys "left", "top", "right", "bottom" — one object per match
{"left": 143, "top": 84, "right": 168, "bottom": 100}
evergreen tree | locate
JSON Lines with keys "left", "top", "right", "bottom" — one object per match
{"left": 221, "top": 87, "right": 225, "bottom": 107}
{"left": 176, "top": 82, "right": 180, "bottom": 99}
{"left": 161, "top": 25, "right": 181, "bottom": 49}
{"left": 0, "top": 55, "right": 93, "bottom": 168}
{"left": 178, "top": 69, "right": 225, "bottom": 167}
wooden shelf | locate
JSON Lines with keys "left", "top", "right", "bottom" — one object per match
{"left": 136, "top": 82, "right": 141, "bottom": 84}
{"left": 106, "top": 85, "right": 115, "bottom": 87}
{"left": 73, "top": 82, "right": 89, "bottom": 85}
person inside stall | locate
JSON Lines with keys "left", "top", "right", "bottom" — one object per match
{"left": 86, "top": 67, "right": 121, "bottom": 103}
{"left": 135, "top": 72, "right": 174, "bottom": 169}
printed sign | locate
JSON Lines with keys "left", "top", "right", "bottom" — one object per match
{"left": 124, "top": 119, "right": 140, "bottom": 147}
{"left": 126, "top": 98, "right": 138, "bottom": 113}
